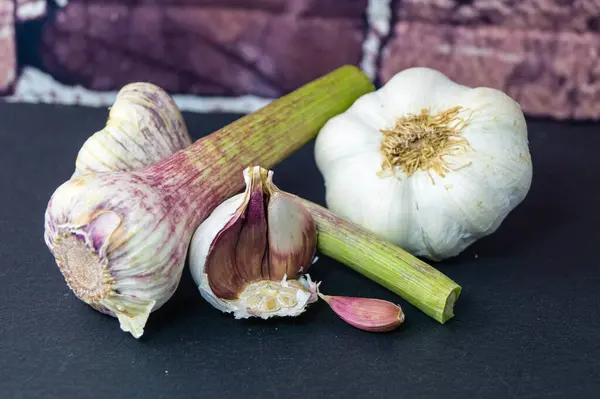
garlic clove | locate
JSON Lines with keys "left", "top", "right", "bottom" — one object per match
{"left": 348, "top": 91, "right": 394, "bottom": 132}
{"left": 204, "top": 210, "right": 247, "bottom": 300}
{"left": 203, "top": 168, "right": 271, "bottom": 299}
{"left": 235, "top": 167, "right": 269, "bottom": 282}
{"left": 267, "top": 191, "right": 317, "bottom": 281}
{"left": 319, "top": 293, "right": 405, "bottom": 333}
{"left": 377, "top": 67, "right": 467, "bottom": 119}
{"left": 189, "top": 166, "right": 319, "bottom": 319}
{"left": 313, "top": 111, "right": 382, "bottom": 175}
{"left": 72, "top": 82, "right": 192, "bottom": 178}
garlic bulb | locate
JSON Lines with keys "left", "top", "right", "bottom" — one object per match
{"left": 189, "top": 166, "right": 319, "bottom": 319}
{"left": 44, "top": 65, "right": 373, "bottom": 338}
{"left": 315, "top": 67, "right": 533, "bottom": 260}
{"left": 45, "top": 173, "right": 180, "bottom": 338}
{"left": 72, "top": 82, "right": 192, "bottom": 178}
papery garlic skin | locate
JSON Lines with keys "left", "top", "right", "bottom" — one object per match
{"left": 189, "top": 167, "right": 318, "bottom": 319}
{"left": 72, "top": 82, "right": 192, "bottom": 178}
{"left": 315, "top": 67, "right": 532, "bottom": 260}
{"left": 44, "top": 172, "right": 193, "bottom": 338}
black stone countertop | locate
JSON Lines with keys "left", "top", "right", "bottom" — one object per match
{"left": 1, "top": 103, "right": 598, "bottom": 398}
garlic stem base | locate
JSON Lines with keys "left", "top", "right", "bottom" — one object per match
{"left": 50, "top": 219, "right": 160, "bottom": 339}
{"left": 199, "top": 274, "right": 319, "bottom": 319}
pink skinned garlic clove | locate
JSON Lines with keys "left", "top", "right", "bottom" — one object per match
{"left": 319, "top": 293, "right": 405, "bottom": 332}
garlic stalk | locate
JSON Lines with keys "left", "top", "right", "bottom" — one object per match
{"left": 189, "top": 166, "right": 319, "bottom": 319}
{"left": 73, "top": 82, "right": 192, "bottom": 177}
{"left": 44, "top": 65, "right": 374, "bottom": 338}
{"left": 315, "top": 67, "right": 533, "bottom": 261}
{"left": 303, "top": 200, "right": 460, "bottom": 323}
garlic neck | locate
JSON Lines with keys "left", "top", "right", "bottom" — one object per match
{"left": 379, "top": 106, "right": 471, "bottom": 178}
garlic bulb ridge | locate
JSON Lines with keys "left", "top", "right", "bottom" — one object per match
{"left": 189, "top": 166, "right": 319, "bottom": 319}
{"left": 315, "top": 67, "right": 533, "bottom": 261}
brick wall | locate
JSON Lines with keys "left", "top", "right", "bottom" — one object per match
{"left": 0, "top": 0, "right": 16, "bottom": 94}
{"left": 1, "top": 0, "right": 600, "bottom": 120}
{"left": 382, "top": 0, "right": 600, "bottom": 119}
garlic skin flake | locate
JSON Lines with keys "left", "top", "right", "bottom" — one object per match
{"left": 189, "top": 167, "right": 319, "bottom": 319}
{"left": 315, "top": 67, "right": 533, "bottom": 260}
{"left": 72, "top": 82, "right": 192, "bottom": 178}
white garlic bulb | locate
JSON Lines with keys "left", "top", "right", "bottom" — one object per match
{"left": 314, "top": 67, "right": 532, "bottom": 261}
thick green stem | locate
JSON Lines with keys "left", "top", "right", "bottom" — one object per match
{"left": 301, "top": 200, "right": 461, "bottom": 324}
{"left": 167, "top": 65, "right": 375, "bottom": 201}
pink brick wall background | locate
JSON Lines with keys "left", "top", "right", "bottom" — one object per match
{"left": 0, "top": 0, "right": 16, "bottom": 93}
{"left": 40, "top": 0, "right": 367, "bottom": 97}
{"left": 1, "top": 0, "right": 600, "bottom": 120}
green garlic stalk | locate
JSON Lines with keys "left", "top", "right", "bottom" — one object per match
{"left": 303, "top": 201, "right": 460, "bottom": 323}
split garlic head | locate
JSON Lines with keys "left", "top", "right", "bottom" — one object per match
{"left": 189, "top": 167, "right": 319, "bottom": 319}
{"left": 315, "top": 67, "right": 532, "bottom": 261}
{"left": 72, "top": 82, "right": 192, "bottom": 178}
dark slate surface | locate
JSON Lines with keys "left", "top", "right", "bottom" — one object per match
{"left": 0, "top": 102, "right": 599, "bottom": 398}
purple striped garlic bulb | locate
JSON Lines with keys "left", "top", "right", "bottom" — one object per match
{"left": 72, "top": 82, "right": 192, "bottom": 178}
{"left": 45, "top": 82, "right": 193, "bottom": 338}
{"left": 43, "top": 65, "right": 375, "bottom": 338}
{"left": 189, "top": 167, "right": 319, "bottom": 319}
{"left": 44, "top": 167, "right": 199, "bottom": 338}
